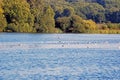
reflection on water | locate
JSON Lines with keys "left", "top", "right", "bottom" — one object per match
{"left": 0, "top": 33, "right": 120, "bottom": 80}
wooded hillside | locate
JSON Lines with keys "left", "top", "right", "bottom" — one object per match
{"left": 0, "top": 0, "right": 120, "bottom": 33}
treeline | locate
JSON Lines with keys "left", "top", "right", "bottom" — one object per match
{"left": 0, "top": 0, "right": 120, "bottom": 33}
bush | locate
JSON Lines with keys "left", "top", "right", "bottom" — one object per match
{"left": 5, "top": 23, "right": 18, "bottom": 32}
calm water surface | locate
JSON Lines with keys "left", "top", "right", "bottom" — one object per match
{"left": 0, "top": 33, "right": 120, "bottom": 80}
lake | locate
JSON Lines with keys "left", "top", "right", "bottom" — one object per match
{"left": 0, "top": 33, "right": 120, "bottom": 80}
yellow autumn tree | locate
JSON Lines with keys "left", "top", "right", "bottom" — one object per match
{"left": 0, "top": 0, "right": 7, "bottom": 32}
{"left": 3, "top": 0, "right": 34, "bottom": 32}
{"left": 83, "top": 19, "right": 97, "bottom": 30}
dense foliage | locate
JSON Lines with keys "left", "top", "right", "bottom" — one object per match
{"left": 0, "top": 0, "right": 120, "bottom": 33}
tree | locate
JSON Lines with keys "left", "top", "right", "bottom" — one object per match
{"left": 71, "top": 15, "right": 86, "bottom": 33}
{"left": 106, "top": 11, "right": 120, "bottom": 23}
{"left": 56, "top": 17, "right": 71, "bottom": 32}
{"left": 62, "top": 7, "right": 75, "bottom": 17}
{"left": 83, "top": 19, "right": 97, "bottom": 30}
{"left": 0, "top": 0, "right": 7, "bottom": 32}
{"left": 27, "top": 0, "right": 57, "bottom": 33}
{"left": 27, "top": 0, "right": 44, "bottom": 29}
{"left": 3, "top": 0, "right": 34, "bottom": 32}
{"left": 80, "top": 3, "right": 105, "bottom": 23}
{"left": 35, "top": 5, "right": 56, "bottom": 33}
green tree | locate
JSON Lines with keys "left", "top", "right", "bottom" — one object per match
{"left": 56, "top": 17, "right": 71, "bottom": 32}
{"left": 27, "top": 0, "right": 44, "bottom": 29}
{"left": 80, "top": 3, "right": 105, "bottom": 23}
{"left": 27, "top": 0, "right": 56, "bottom": 33}
{"left": 71, "top": 15, "right": 86, "bottom": 33}
{"left": 36, "top": 5, "right": 56, "bottom": 33}
{"left": 62, "top": 7, "right": 75, "bottom": 17}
